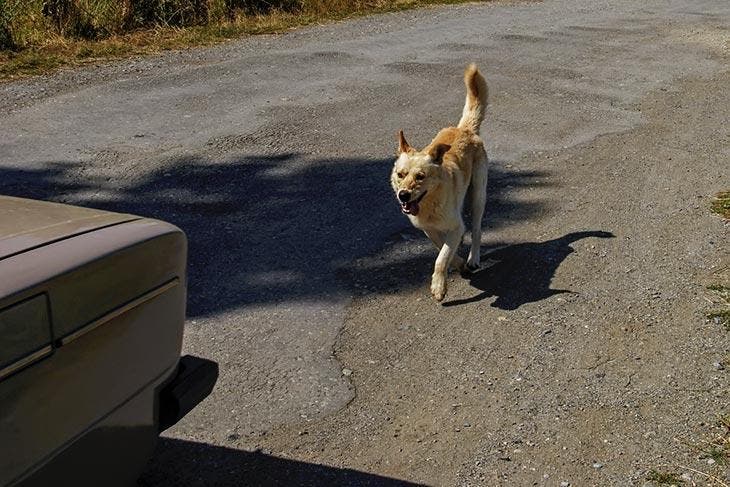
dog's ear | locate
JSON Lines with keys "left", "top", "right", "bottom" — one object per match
{"left": 428, "top": 143, "right": 451, "bottom": 164}
{"left": 398, "top": 130, "right": 413, "bottom": 154}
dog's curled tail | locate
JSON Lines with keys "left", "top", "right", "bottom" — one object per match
{"left": 457, "top": 63, "right": 488, "bottom": 134}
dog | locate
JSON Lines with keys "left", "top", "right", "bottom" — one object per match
{"left": 390, "top": 63, "right": 488, "bottom": 302}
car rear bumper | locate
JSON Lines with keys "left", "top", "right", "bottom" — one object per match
{"left": 158, "top": 355, "right": 218, "bottom": 432}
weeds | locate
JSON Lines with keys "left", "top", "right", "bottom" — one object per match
{"left": 711, "top": 191, "right": 730, "bottom": 219}
{"left": 646, "top": 469, "right": 684, "bottom": 485}
{"left": 707, "top": 284, "right": 730, "bottom": 331}
{"left": 651, "top": 414, "right": 730, "bottom": 486}
{"left": 0, "top": 0, "right": 492, "bottom": 80}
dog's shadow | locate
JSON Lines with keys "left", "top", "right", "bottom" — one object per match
{"left": 444, "top": 230, "right": 614, "bottom": 309}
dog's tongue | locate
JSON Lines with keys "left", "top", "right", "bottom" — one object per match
{"left": 403, "top": 201, "right": 420, "bottom": 216}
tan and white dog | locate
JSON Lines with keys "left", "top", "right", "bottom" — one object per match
{"left": 391, "top": 63, "right": 488, "bottom": 301}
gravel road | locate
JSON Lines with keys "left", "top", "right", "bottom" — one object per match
{"left": 1, "top": 0, "right": 728, "bottom": 485}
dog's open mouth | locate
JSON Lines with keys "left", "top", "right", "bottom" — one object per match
{"left": 400, "top": 191, "right": 427, "bottom": 216}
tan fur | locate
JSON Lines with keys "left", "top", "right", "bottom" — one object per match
{"left": 390, "top": 64, "right": 489, "bottom": 301}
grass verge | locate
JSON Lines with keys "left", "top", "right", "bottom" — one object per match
{"left": 0, "top": 0, "right": 490, "bottom": 81}
{"left": 646, "top": 469, "right": 684, "bottom": 485}
{"left": 711, "top": 191, "right": 730, "bottom": 219}
{"left": 707, "top": 284, "right": 730, "bottom": 331}
{"left": 647, "top": 414, "right": 730, "bottom": 486}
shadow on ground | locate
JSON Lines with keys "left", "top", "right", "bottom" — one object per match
{"left": 138, "top": 437, "right": 426, "bottom": 487}
{"left": 342, "top": 230, "right": 614, "bottom": 310}
{"left": 443, "top": 231, "right": 615, "bottom": 309}
{"left": 0, "top": 155, "right": 551, "bottom": 316}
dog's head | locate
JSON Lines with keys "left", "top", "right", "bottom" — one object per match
{"left": 390, "top": 130, "right": 450, "bottom": 216}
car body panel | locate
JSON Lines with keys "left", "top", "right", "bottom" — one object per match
{"left": 0, "top": 195, "right": 137, "bottom": 260}
{"left": 0, "top": 197, "right": 192, "bottom": 486}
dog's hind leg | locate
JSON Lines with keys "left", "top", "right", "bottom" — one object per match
{"left": 424, "top": 229, "right": 465, "bottom": 272}
{"left": 431, "top": 226, "right": 464, "bottom": 301}
{"left": 467, "top": 151, "right": 488, "bottom": 271}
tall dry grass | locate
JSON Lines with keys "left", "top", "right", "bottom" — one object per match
{"left": 0, "top": 0, "right": 480, "bottom": 79}
{"left": 0, "top": 0, "right": 407, "bottom": 49}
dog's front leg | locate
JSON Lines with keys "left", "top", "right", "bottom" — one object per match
{"left": 425, "top": 229, "right": 465, "bottom": 272}
{"left": 431, "top": 229, "right": 463, "bottom": 302}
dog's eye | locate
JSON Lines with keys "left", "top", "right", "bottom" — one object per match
{"left": 397, "top": 172, "right": 407, "bottom": 179}
{"left": 415, "top": 173, "right": 425, "bottom": 181}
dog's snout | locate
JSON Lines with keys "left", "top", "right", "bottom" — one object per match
{"left": 398, "top": 190, "right": 411, "bottom": 203}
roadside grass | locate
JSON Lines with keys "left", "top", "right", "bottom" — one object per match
{"left": 0, "top": 0, "right": 491, "bottom": 81}
{"left": 648, "top": 415, "right": 730, "bottom": 486}
{"left": 711, "top": 191, "right": 730, "bottom": 219}
{"left": 705, "top": 190, "right": 729, "bottom": 329}
{"left": 650, "top": 271, "right": 729, "bottom": 485}
{"left": 707, "top": 284, "right": 730, "bottom": 331}
{"left": 646, "top": 469, "right": 684, "bottom": 485}
{"left": 697, "top": 415, "right": 730, "bottom": 467}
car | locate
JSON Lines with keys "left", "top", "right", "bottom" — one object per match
{"left": 0, "top": 195, "right": 218, "bottom": 487}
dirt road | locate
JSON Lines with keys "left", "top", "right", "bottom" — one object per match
{"left": 1, "top": 0, "right": 728, "bottom": 485}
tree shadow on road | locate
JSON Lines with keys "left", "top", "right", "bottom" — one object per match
{"left": 443, "top": 231, "right": 615, "bottom": 309}
{"left": 138, "top": 437, "right": 426, "bottom": 487}
{"left": 0, "top": 156, "right": 551, "bottom": 317}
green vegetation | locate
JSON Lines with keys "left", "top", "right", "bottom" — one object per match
{"left": 710, "top": 191, "right": 730, "bottom": 219}
{"left": 0, "top": 0, "right": 490, "bottom": 80}
{"left": 707, "top": 284, "right": 730, "bottom": 331}
{"left": 650, "top": 414, "right": 730, "bottom": 486}
{"left": 702, "top": 445, "right": 727, "bottom": 466}
{"left": 646, "top": 469, "right": 684, "bottom": 485}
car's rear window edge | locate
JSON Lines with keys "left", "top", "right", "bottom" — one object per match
{"left": 0, "top": 217, "right": 142, "bottom": 262}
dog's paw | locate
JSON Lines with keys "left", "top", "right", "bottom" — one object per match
{"left": 430, "top": 276, "right": 447, "bottom": 302}
{"left": 466, "top": 253, "right": 480, "bottom": 272}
